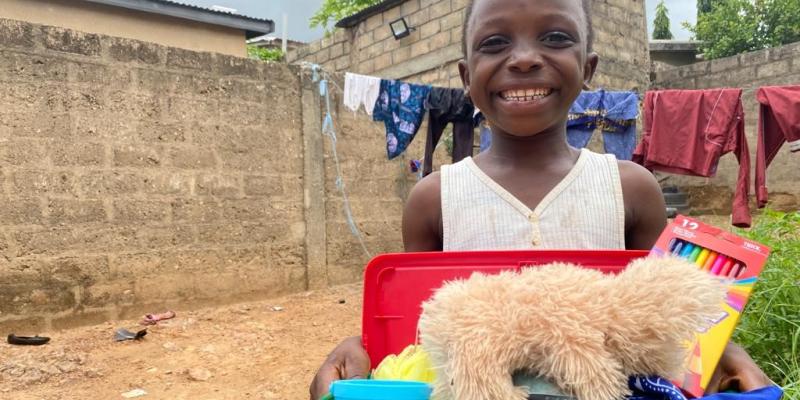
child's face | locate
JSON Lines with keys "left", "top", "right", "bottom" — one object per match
{"left": 459, "top": 0, "right": 598, "bottom": 138}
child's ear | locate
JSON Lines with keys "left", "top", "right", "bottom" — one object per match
{"left": 458, "top": 60, "right": 470, "bottom": 98}
{"left": 583, "top": 52, "right": 599, "bottom": 90}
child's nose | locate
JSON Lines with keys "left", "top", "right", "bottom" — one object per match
{"left": 507, "top": 43, "right": 544, "bottom": 72}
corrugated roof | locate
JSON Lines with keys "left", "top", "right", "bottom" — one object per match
{"left": 83, "top": 0, "right": 274, "bottom": 38}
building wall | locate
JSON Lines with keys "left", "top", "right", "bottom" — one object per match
{"left": 0, "top": 17, "right": 409, "bottom": 332}
{"left": 287, "top": 0, "right": 651, "bottom": 91}
{"left": 0, "top": 0, "right": 247, "bottom": 57}
{"left": 652, "top": 42, "right": 800, "bottom": 213}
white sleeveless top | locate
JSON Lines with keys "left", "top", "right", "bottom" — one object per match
{"left": 441, "top": 149, "right": 626, "bottom": 250}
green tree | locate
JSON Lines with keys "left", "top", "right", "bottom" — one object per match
{"left": 687, "top": 0, "right": 800, "bottom": 59}
{"left": 653, "top": 0, "right": 674, "bottom": 40}
{"left": 247, "top": 45, "right": 284, "bottom": 62}
{"left": 310, "top": 0, "right": 381, "bottom": 30}
{"left": 698, "top": 0, "right": 714, "bottom": 16}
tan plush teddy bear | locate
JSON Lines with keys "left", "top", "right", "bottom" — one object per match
{"left": 418, "top": 256, "right": 726, "bottom": 400}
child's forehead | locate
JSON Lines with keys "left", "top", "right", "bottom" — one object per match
{"left": 470, "top": 0, "right": 585, "bottom": 23}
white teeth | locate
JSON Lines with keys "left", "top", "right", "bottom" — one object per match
{"left": 501, "top": 88, "right": 551, "bottom": 101}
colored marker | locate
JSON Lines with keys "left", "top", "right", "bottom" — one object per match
{"left": 672, "top": 240, "right": 685, "bottom": 256}
{"left": 719, "top": 258, "right": 739, "bottom": 276}
{"left": 710, "top": 255, "right": 728, "bottom": 275}
{"left": 733, "top": 264, "right": 746, "bottom": 278}
{"left": 702, "top": 251, "right": 718, "bottom": 271}
{"left": 680, "top": 243, "right": 696, "bottom": 258}
{"left": 720, "top": 259, "right": 734, "bottom": 276}
{"left": 695, "top": 248, "right": 711, "bottom": 266}
{"left": 689, "top": 245, "right": 703, "bottom": 262}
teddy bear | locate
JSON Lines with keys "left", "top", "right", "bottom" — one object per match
{"left": 418, "top": 256, "right": 727, "bottom": 400}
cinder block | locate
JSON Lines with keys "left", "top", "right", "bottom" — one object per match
{"left": 166, "top": 47, "right": 216, "bottom": 70}
{"left": 169, "top": 146, "right": 217, "bottom": 169}
{"left": 430, "top": 31, "right": 451, "bottom": 50}
{"left": 108, "top": 37, "right": 164, "bottom": 64}
{"left": 756, "top": 60, "right": 791, "bottom": 79}
{"left": 0, "top": 138, "right": 48, "bottom": 166}
{"left": 411, "top": 40, "right": 432, "bottom": 58}
{"left": 113, "top": 145, "right": 163, "bottom": 168}
{"left": 112, "top": 200, "right": 170, "bottom": 223}
{"left": 0, "top": 198, "right": 43, "bottom": 225}
{"left": 41, "top": 26, "right": 101, "bottom": 56}
{"left": 374, "top": 52, "right": 393, "bottom": 71}
{"left": 12, "top": 170, "right": 77, "bottom": 196}
{"left": 79, "top": 171, "right": 142, "bottom": 198}
{"left": 430, "top": 0, "right": 453, "bottom": 19}
{"left": 50, "top": 142, "right": 105, "bottom": 166}
{"left": 171, "top": 198, "right": 222, "bottom": 223}
{"left": 48, "top": 199, "right": 107, "bottom": 224}
{"left": 0, "top": 19, "right": 37, "bottom": 48}
{"left": 195, "top": 174, "right": 242, "bottom": 198}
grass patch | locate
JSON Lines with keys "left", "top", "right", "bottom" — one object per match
{"left": 733, "top": 210, "right": 800, "bottom": 399}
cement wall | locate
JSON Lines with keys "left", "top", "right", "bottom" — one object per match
{"left": 0, "top": 0, "right": 247, "bottom": 57}
{"left": 652, "top": 42, "right": 800, "bottom": 213}
{"left": 287, "top": 0, "right": 651, "bottom": 91}
{"left": 0, "top": 18, "right": 402, "bottom": 332}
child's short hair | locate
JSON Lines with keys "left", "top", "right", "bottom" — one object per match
{"left": 461, "top": 0, "right": 595, "bottom": 57}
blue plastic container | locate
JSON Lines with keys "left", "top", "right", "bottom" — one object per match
{"left": 329, "top": 379, "right": 432, "bottom": 400}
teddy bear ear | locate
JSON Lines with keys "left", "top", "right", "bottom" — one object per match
{"left": 605, "top": 256, "right": 727, "bottom": 377}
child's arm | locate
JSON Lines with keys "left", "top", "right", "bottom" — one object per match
{"left": 402, "top": 172, "right": 444, "bottom": 252}
{"left": 618, "top": 161, "right": 668, "bottom": 250}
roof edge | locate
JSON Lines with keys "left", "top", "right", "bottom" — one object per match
{"left": 83, "top": 0, "right": 274, "bottom": 38}
{"left": 335, "top": 0, "right": 407, "bottom": 29}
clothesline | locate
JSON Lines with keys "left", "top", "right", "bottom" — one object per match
{"left": 305, "top": 63, "right": 372, "bottom": 259}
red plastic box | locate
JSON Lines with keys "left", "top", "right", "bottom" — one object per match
{"left": 361, "top": 250, "right": 648, "bottom": 367}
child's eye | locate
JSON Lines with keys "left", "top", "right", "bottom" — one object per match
{"left": 541, "top": 32, "right": 576, "bottom": 47}
{"left": 477, "top": 36, "right": 510, "bottom": 52}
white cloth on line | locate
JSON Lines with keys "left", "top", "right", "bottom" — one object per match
{"left": 344, "top": 72, "right": 382, "bottom": 116}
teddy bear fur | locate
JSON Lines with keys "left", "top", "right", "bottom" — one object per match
{"left": 418, "top": 256, "right": 727, "bottom": 400}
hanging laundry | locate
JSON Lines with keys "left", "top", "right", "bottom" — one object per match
{"left": 373, "top": 79, "right": 432, "bottom": 160}
{"left": 473, "top": 110, "right": 492, "bottom": 153}
{"left": 423, "top": 87, "right": 474, "bottom": 176}
{"left": 567, "top": 90, "right": 639, "bottom": 160}
{"left": 632, "top": 89, "right": 751, "bottom": 227}
{"left": 567, "top": 90, "right": 605, "bottom": 149}
{"left": 755, "top": 85, "right": 800, "bottom": 208}
{"left": 343, "top": 72, "right": 381, "bottom": 115}
{"left": 599, "top": 90, "right": 639, "bottom": 160}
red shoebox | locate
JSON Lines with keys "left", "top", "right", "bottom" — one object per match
{"left": 360, "top": 250, "right": 648, "bottom": 368}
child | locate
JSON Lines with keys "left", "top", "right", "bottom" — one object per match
{"left": 310, "top": 0, "right": 772, "bottom": 397}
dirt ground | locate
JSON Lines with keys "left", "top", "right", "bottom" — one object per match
{"left": 0, "top": 284, "right": 362, "bottom": 400}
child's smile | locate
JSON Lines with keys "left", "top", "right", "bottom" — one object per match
{"left": 459, "top": 0, "right": 597, "bottom": 138}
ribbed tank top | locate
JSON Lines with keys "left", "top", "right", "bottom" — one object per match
{"left": 441, "top": 149, "right": 626, "bottom": 250}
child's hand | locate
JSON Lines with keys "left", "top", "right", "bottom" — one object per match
{"left": 706, "top": 342, "right": 773, "bottom": 393}
{"left": 309, "top": 336, "right": 370, "bottom": 400}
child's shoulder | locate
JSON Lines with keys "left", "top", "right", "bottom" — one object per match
{"left": 616, "top": 159, "right": 668, "bottom": 248}
{"left": 402, "top": 171, "right": 443, "bottom": 251}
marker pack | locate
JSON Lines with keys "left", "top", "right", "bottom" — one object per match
{"left": 650, "top": 215, "right": 771, "bottom": 398}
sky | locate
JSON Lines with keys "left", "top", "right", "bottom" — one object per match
{"left": 180, "top": 0, "right": 696, "bottom": 42}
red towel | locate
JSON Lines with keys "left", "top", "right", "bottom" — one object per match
{"left": 633, "top": 89, "right": 751, "bottom": 227}
{"left": 755, "top": 85, "right": 800, "bottom": 208}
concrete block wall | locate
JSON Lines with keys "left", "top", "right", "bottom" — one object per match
{"left": 652, "top": 42, "right": 800, "bottom": 213}
{"left": 0, "top": 17, "right": 376, "bottom": 332}
{"left": 288, "top": 0, "right": 651, "bottom": 91}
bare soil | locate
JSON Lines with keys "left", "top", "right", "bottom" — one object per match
{"left": 0, "top": 284, "right": 362, "bottom": 400}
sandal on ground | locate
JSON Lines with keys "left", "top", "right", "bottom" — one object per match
{"left": 7, "top": 334, "right": 51, "bottom": 346}
{"left": 114, "top": 328, "right": 147, "bottom": 342}
{"left": 139, "top": 311, "right": 176, "bottom": 326}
